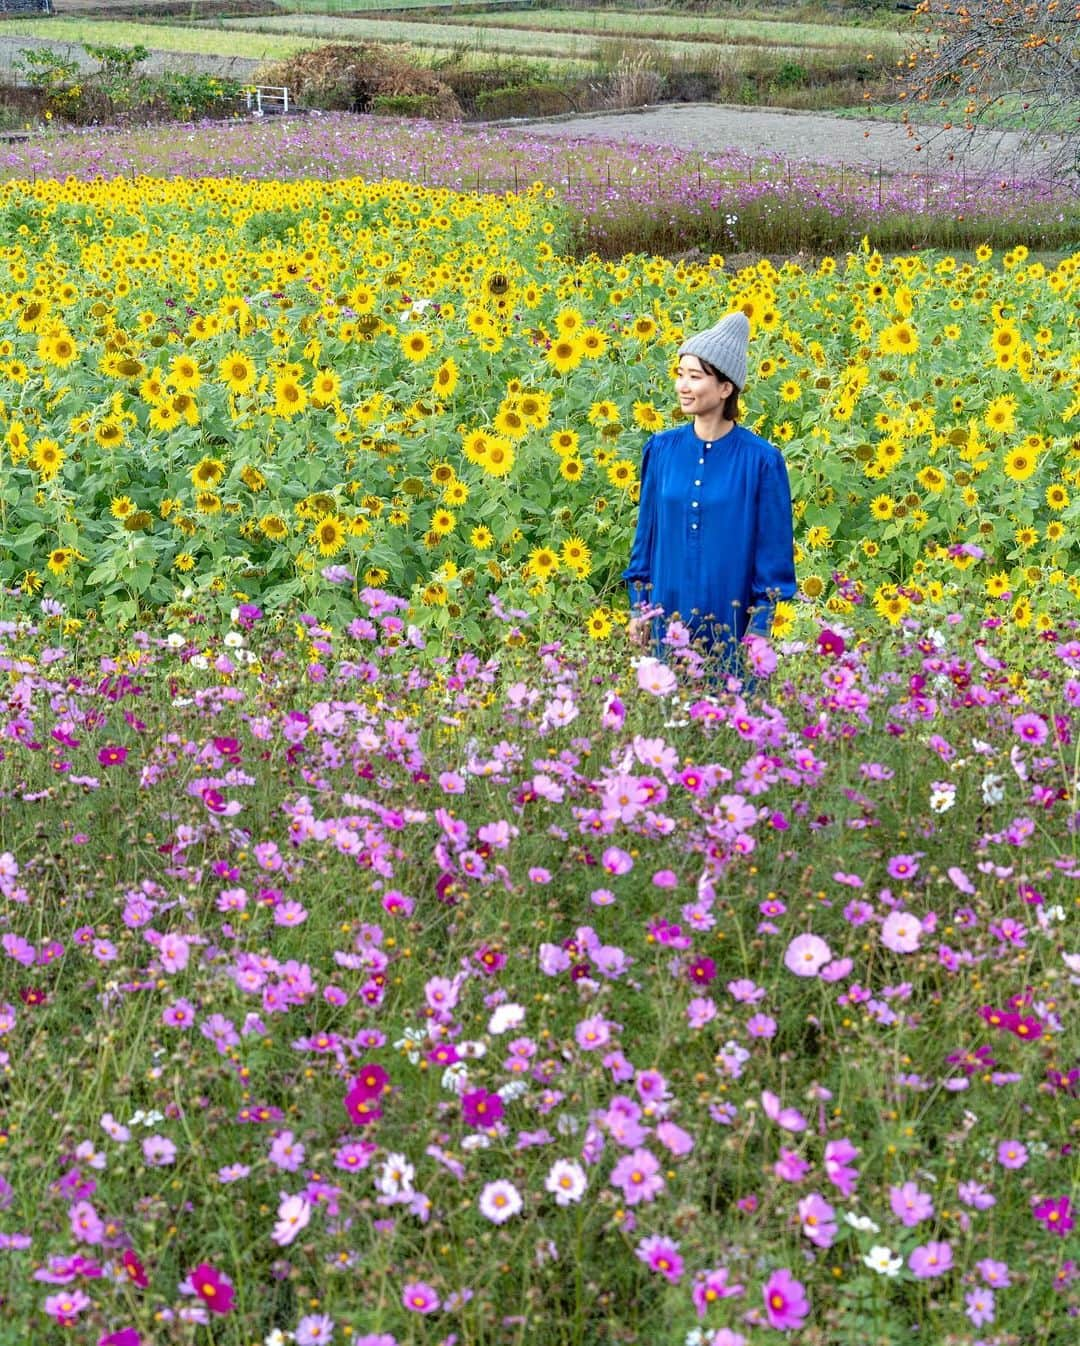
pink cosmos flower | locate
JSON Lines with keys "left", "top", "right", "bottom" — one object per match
{"left": 908, "top": 1240, "right": 953, "bottom": 1278}
{"left": 401, "top": 1281, "right": 440, "bottom": 1314}
{"left": 691, "top": 1266, "right": 745, "bottom": 1317}
{"left": 99, "top": 1331, "right": 141, "bottom": 1346}
{"left": 965, "top": 1287, "right": 995, "bottom": 1327}
{"left": 798, "top": 1192, "right": 837, "bottom": 1248}
{"left": 783, "top": 933, "right": 832, "bottom": 977}
{"left": 996, "top": 1139, "right": 1028, "bottom": 1169}
{"left": 636, "top": 1234, "right": 683, "bottom": 1282}
{"left": 636, "top": 658, "right": 678, "bottom": 697}
{"left": 1012, "top": 713, "right": 1048, "bottom": 745}
{"left": 761, "top": 1090, "right": 808, "bottom": 1133}
{"left": 609, "top": 1148, "right": 664, "bottom": 1205}
{"left": 189, "top": 1263, "right": 234, "bottom": 1315}
{"left": 45, "top": 1289, "right": 91, "bottom": 1323}
{"left": 889, "top": 1181, "right": 933, "bottom": 1226}
{"left": 462, "top": 1090, "right": 504, "bottom": 1128}
{"left": 97, "top": 745, "right": 128, "bottom": 767}
{"left": 762, "top": 1267, "right": 810, "bottom": 1330}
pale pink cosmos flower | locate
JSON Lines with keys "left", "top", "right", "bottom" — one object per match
{"left": 272, "top": 1193, "right": 312, "bottom": 1246}
{"left": 881, "top": 911, "right": 922, "bottom": 953}
{"left": 478, "top": 1179, "right": 523, "bottom": 1225}
{"left": 783, "top": 933, "right": 832, "bottom": 977}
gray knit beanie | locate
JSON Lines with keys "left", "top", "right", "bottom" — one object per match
{"left": 679, "top": 311, "right": 750, "bottom": 390}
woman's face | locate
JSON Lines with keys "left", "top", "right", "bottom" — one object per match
{"left": 675, "top": 356, "right": 733, "bottom": 418}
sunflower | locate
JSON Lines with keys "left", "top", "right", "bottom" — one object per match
{"left": 606, "top": 459, "right": 636, "bottom": 491}
{"left": 632, "top": 401, "right": 664, "bottom": 431}
{"left": 480, "top": 440, "right": 515, "bottom": 478}
{"left": 561, "top": 536, "right": 592, "bottom": 577}
{"left": 30, "top": 440, "right": 64, "bottom": 480}
{"left": 984, "top": 395, "right": 1017, "bottom": 434}
{"left": 869, "top": 494, "right": 895, "bottom": 520}
{"left": 779, "top": 380, "right": 801, "bottom": 403}
{"left": 878, "top": 321, "right": 918, "bottom": 356}
{"left": 219, "top": 351, "right": 256, "bottom": 394}
{"left": 46, "top": 547, "right": 77, "bottom": 577}
{"left": 240, "top": 465, "right": 266, "bottom": 493}
{"left": 559, "top": 456, "right": 584, "bottom": 482}
{"left": 545, "top": 337, "right": 583, "bottom": 375}
{"left": 771, "top": 600, "right": 796, "bottom": 637}
{"left": 580, "top": 327, "right": 608, "bottom": 358}
{"left": 191, "top": 457, "right": 226, "bottom": 490}
{"left": 585, "top": 607, "right": 612, "bottom": 640}
{"left": 916, "top": 466, "right": 947, "bottom": 494}
{"left": 433, "top": 358, "right": 459, "bottom": 397}
{"left": 1003, "top": 447, "right": 1036, "bottom": 482}
{"left": 110, "top": 496, "right": 136, "bottom": 519}
{"left": 312, "top": 515, "right": 347, "bottom": 556}
{"left": 401, "top": 330, "right": 432, "bottom": 363}
{"left": 169, "top": 353, "right": 202, "bottom": 393}
{"left": 443, "top": 480, "right": 469, "bottom": 506}
{"left": 149, "top": 403, "right": 181, "bottom": 433}
{"left": 494, "top": 407, "right": 528, "bottom": 440}
{"left": 312, "top": 369, "right": 341, "bottom": 406}
{"left": 469, "top": 525, "right": 494, "bottom": 550}
{"left": 273, "top": 377, "right": 307, "bottom": 418}
{"left": 94, "top": 420, "right": 125, "bottom": 449}
{"left": 1046, "top": 483, "right": 1069, "bottom": 511}
{"left": 259, "top": 514, "right": 289, "bottom": 539}
{"left": 550, "top": 429, "right": 579, "bottom": 458}
{"left": 527, "top": 546, "right": 559, "bottom": 580}
{"left": 985, "top": 571, "right": 1011, "bottom": 597}
{"left": 430, "top": 508, "right": 456, "bottom": 537}
{"left": 462, "top": 429, "right": 495, "bottom": 466}
{"left": 173, "top": 552, "right": 197, "bottom": 571}
{"left": 195, "top": 491, "right": 222, "bottom": 515}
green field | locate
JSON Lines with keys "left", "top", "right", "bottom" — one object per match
{"left": 211, "top": 13, "right": 818, "bottom": 65}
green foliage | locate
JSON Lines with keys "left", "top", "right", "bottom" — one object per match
{"left": 369, "top": 91, "right": 439, "bottom": 117}
{"left": 11, "top": 46, "right": 78, "bottom": 92}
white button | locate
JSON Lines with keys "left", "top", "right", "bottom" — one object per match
{"left": 691, "top": 523, "right": 699, "bottom": 530}
{"left": 694, "top": 479, "right": 701, "bottom": 486}
{"left": 699, "top": 458, "right": 704, "bottom": 465}
{"left": 705, "top": 443, "right": 712, "bottom": 449}
{"left": 692, "top": 501, "right": 699, "bottom": 508}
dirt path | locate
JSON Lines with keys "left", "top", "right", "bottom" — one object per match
{"left": 510, "top": 102, "right": 1071, "bottom": 182}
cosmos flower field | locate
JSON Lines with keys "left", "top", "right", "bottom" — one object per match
{"left": 0, "top": 140, "right": 1077, "bottom": 1346}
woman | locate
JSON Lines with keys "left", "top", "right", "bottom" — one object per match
{"left": 624, "top": 311, "right": 797, "bottom": 676}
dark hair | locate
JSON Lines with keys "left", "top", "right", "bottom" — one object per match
{"left": 695, "top": 357, "right": 740, "bottom": 422}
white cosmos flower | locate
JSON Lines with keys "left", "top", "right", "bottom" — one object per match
{"left": 862, "top": 1246, "right": 902, "bottom": 1276}
{"left": 488, "top": 1002, "right": 526, "bottom": 1035}
{"left": 844, "top": 1212, "right": 880, "bottom": 1233}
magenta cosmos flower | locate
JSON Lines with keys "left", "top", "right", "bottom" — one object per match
{"left": 97, "top": 745, "right": 128, "bottom": 767}
{"left": 189, "top": 1262, "right": 234, "bottom": 1314}
{"left": 1033, "top": 1195, "right": 1074, "bottom": 1237}
{"left": 762, "top": 1268, "right": 809, "bottom": 1330}
{"left": 636, "top": 1234, "right": 683, "bottom": 1282}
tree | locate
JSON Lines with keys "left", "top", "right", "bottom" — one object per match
{"left": 896, "top": 1, "right": 1079, "bottom": 181}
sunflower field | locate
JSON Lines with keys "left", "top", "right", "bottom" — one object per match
{"left": 0, "top": 174, "right": 1078, "bottom": 639}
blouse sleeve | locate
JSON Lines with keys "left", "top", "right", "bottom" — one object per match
{"left": 622, "top": 434, "right": 657, "bottom": 611}
{"left": 747, "top": 449, "right": 797, "bottom": 637}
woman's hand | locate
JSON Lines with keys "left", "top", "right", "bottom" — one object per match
{"left": 627, "top": 616, "right": 650, "bottom": 649}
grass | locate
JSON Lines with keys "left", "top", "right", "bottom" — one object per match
{"left": 211, "top": 13, "right": 816, "bottom": 66}
{"left": 414, "top": 7, "right": 913, "bottom": 55}
{"left": 839, "top": 93, "right": 1080, "bottom": 136}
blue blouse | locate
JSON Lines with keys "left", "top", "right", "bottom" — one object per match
{"left": 623, "top": 422, "right": 797, "bottom": 661}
